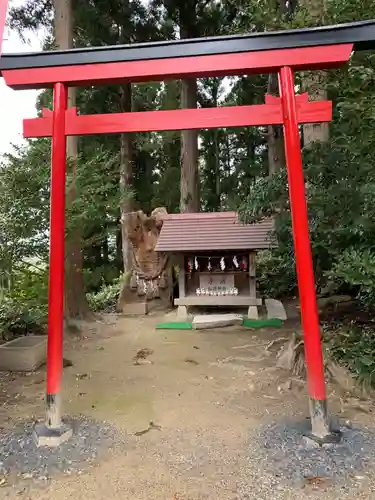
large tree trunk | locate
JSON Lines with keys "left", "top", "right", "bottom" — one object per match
{"left": 267, "top": 73, "right": 285, "bottom": 175}
{"left": 180, "top": 78, "right": 199, "bottom": 212}
{"left": 117, "top": 83, "right": 134, "bottom": 310}
{"left": 64, "top": 87, "right": 90, "bottom": 318}
{"left": 299, "top": 0, "right": 329, "bottom": 148}
{"left": 180, "top": 12, "right": 199, "bottom": 213}
{"left": 119, "top": 86, "right": 133, "bottom": 275}
{"left": 302, "top": 71, "right": 329, "bottom": 147}
{"left": 54, "top": 0, "right": 90, "bottom": 319}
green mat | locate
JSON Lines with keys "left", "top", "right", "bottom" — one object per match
{"left": 156, "top": 321, "right": 193, "bottom": 330}
{"left": 156, "top": 318, "right": 283, "bottom": 330}
{"left": 242, "top": 318, "right": 283, "bottom": 328}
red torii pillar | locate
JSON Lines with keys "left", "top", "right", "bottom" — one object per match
{"left": 33, "top": 83, "right": 73, "bottom": 445}
{"left": 278, "top": 68, "right": 335, "bottom": 441}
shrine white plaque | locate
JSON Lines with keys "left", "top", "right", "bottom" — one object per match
{"left": 199, "top": 274, "right": 235, "bottom": 293}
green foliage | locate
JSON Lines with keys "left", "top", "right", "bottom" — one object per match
{"left": 86, "top": 277, "right": 122, "bottom": 312}
{"left": 238, "top": 46, "right": 375, "bottom": 304}
{"left": 0, "top": 262, "right": 48, "bottom": 340}
{"left": 256, "top": 248, "right": 297, "bottom": 298}
{"left": 0, "top": 141, "right": 51, "bottom": 265}
{"left": 0, "top": 299, "right": 46, "bottom": 341}
{"left": 329, "top": 249, "right": 375, "bottom": 308}
{"left": 10, "top": 266, "right": 48, "bottom": 309}
{"left": 325, "top": 323, "right": 375, "bottom": 387}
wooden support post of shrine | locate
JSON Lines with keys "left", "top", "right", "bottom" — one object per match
{"left": 248, "top": 252, "right": 258, "bottom": 319}
{"left": 177, "top": 255, "right": 188, "bottom": 320}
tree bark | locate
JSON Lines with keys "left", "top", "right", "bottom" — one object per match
{"left": 267, "top": 73, "right": 285, "bottom": 175}
{"left": 302, "top": 71, "right": 329, "bottom": 148}
{"left": 54, "top": 0, "right": 90, "bottom": 318}
{"left": 115, "top": 222, "right": 123, "bottom": 271}
{"left": 117, "top": 83, "right": 134, "bottom": 309}
{"left": 180, "top": 78, "right": 199, "bottom": 212}
{"left": 299, "top": 0, "right": 329, "bottom": 148}
{"left": 179, "top": 11, "right": 199, "bottom": 213}
{"left": 119, "top": 83, "right": 133, "bottom": 274}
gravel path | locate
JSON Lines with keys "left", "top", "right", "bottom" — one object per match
{"left": 0, "top": 416, "right": 125, "bottom": 484}
{"left": 252, "top": 419, "right": 375, "bottom": 490}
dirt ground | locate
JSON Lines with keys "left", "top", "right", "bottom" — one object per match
{"left": 1, "top": 312, "right": 375, "bottom": 500}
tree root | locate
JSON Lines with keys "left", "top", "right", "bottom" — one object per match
{"left": 276, "top": 332, "right": 305, "bottom": 377}
{"left": 275, "top": 332, "right": 366, "bottom": 397}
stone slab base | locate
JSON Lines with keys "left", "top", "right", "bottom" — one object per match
{"left": 265, "top": 299, "right": 287, "bottom": 320}
{"left": 33, "top": 422, "right": 73, "bottom": 447}
{"left": 177, "top": 305, "right": 188, "bottom": 320}
{"left": 121, "top": 302, "right": 149, "bottom": 315}
{"left": 192, "top": 313, "right": 243, "bottom": 330}
{"left": 0, "top": 335, "right": 47, "bottom": 372}
{"left": 247, "top": 306, "right": 259, "bottom": 320}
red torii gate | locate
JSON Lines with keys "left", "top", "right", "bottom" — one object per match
{"left": 1, "top": 5, "right": 373, "bottom": 445}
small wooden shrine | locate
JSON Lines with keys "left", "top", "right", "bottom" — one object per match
{"left": 155, "top": 212, "right": 274, "bottom": 319}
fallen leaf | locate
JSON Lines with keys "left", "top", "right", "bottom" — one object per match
{"left": 134, "top": 421, "right": 162, "bottom": 436}
{"left": 0, "top": 478, "right": 6, "bottom": 486}
{"left": 185, "top": 358, "right": 199, "bottom": 365}
{"left": 63, "top": 358, "right": 73, "bottom": 368}
{"left": 134, "top": 348, "right": 153, "bottom": 360}
{"left": 304, "top": 476, "right": 327, "bottom": 487}
{"left": 133, "top": 348, "right": 154, "bottom": 365}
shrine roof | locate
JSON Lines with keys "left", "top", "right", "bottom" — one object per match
{"left": 155, "top": 212, "right": 274, "bottom": 252}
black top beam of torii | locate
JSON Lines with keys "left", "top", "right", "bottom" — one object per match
{"left": 0, "top": 19, "right": 375, "bottom": 73}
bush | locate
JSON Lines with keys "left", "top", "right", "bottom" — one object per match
{"left": 0, "top": 264, "right": 48, "bottom": 341}
{"left": 86, "top": 277, "right": 122, "bottom": 312}
{"left": 7, "top": 265, "right": 49, "bottom": 314}
{"left": 256, "top": 249, "right": 297, "bottom": 298}
{"left": 0, "top": 298, "right": 46, "bottom": 341}
{"left": 327, "top": 248, "right": 375, "bottom": 309}
{"left": 325, "top": 322, "right": 375, "bottom": 387}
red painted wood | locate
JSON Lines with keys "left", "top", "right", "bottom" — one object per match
{"left": 4, "top": 44, "right": 353, "bottom": 90}
{"left": 279, "top": 66, "right": 327, "bottom": 402}
{"left": 0, "top": 0, "right": 9, "bottom": 54}
{"left": 23, "top": 100, "right": 332, "bottom": 138}
{"left": 46, "top": 83, "right": 67, "bottom": 397}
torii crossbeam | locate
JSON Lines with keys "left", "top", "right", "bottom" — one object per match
{"left": 1, "top": 0, "right": 375, "bottom": 446}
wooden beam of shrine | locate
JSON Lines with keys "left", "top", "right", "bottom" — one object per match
{"left": 23, "top": 95, "right": 332, "bottom": 138}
